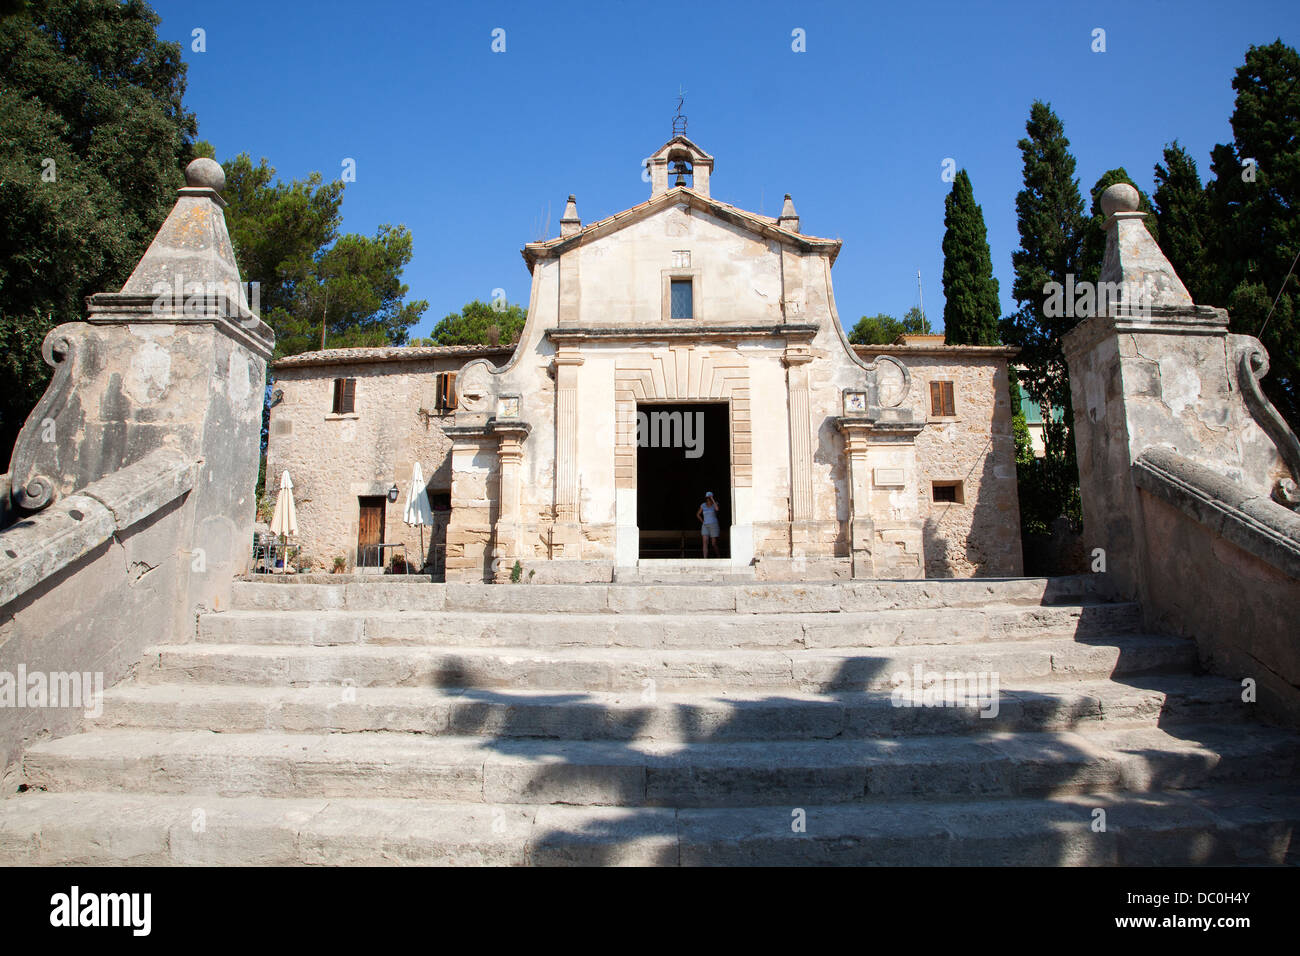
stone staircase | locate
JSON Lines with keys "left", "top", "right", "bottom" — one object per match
{"left": 2, "top": 575, "right": 1298, "bottom": 865}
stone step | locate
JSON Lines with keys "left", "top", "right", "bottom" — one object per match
{"left": 136, "top": 634, "right": 1198, "bottom": 693}
{"left": 228, "top": 575, "right": 1116, "bottom": 615}
{"left": 19, "top": 724, "right": 1299, "bottom": 807}
{"left": 197, "top": 603, "right": 1142, "bottom": 649}
{"left": 89, "top": 676, "right": 1252, "bottom": 741}
{"left": 614, "top": 560, "right": 758, "bottom": 583}
{"left": 4, "top": 786, "right": 1294, "bottom": 865}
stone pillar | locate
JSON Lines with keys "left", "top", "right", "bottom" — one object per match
{"left": 551, "top": 347, "right": 585, "bottom": 557}
{"left": 836, "top": 418, "right": 925, "bottom": 578}
{"left": 1062, "top": 183, "right": 1296, "bottom": 598}
{"left": 5, "top": 157, "right": 273, "bottom": 614}
{"left": 784, "top": 346, "right": 814, "bottom": 557}
{"left": 442, "top": 427, "right": 498, "bottom": 581}
{"left": 491, "top": 423, "right": 531, "bottom": 580}
{"left": 838, "top": 421, "right": 874, "bottom": 577}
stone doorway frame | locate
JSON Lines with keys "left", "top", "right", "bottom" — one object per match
{"left": 614, "top": 346, "right": 753, "bottom": 567}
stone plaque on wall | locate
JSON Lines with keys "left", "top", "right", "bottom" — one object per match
{"left": 873, "top": 467, "right": 905, "bottom": 487}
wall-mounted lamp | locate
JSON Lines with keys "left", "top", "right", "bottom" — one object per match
{"left": 269, "top": 388, "right": 284, "bottom": 408}
{"left": 387, "top": 483, "right": 399, "bottom": 503}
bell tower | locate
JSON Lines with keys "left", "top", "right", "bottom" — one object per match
{"left": 646, "top": 96, "right": 713, "bottom": 199}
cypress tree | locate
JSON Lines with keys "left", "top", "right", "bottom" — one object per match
{"left": 999, "top": 101, "right": 1087, "bottom": 535}
{"left": 1152, "top": 142, "right": 1213, "bottom": 304}
{"left": 1203, "top": 40, "right": 1300, "bottom": 432}
{"left": 941, "top": 170, "right": 1001, "bottom": 345}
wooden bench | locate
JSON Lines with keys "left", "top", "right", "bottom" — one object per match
{"left": 638, "top": 529, "right": 698, "bottom": 559}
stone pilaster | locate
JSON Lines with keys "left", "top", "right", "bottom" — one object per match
{"left": 836, "top": 418, "right": 925, "bottom": 578}
{"left": 784, "top": 346, "right": 814, "bottom": 556}
{"left": 491, "top": 423, "right": 531, "bottom": 581}
{"left": 551, "top": 347, "right": 585, "bottom": 558}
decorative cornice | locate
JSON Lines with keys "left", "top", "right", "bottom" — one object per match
{"left": 443, "top": 419, "right": 533, "bottom": 441}
{"left": 547, "top": 324, "right": 818, "bottom": 345}
{"left": 1062, "top": 306, "right": 1229, "bottom": 361}
{"left": 522, "top": 188, "right": 841, "bottom": 270}
{"left": 85, "top": 292, "right": 274, "bottom": 361}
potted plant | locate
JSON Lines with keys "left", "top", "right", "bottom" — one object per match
{"left": 332, "top": 556, "right": 347, "bottom": 574}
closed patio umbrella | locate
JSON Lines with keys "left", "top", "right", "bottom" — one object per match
{"left": 403, "top": 462, "right": 433, "bottom": 571}
{"left": 269, "top": 470, "right": 298, "bottom": 569}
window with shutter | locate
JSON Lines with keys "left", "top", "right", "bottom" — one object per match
{"left": 436, "top": 372, "right": 458, "bottom": 414}
{"left": 332, "top": 378, "right": 356, "bottom": 414}
{"left": 930, "top": 381, "right": 955, "bottom": 417}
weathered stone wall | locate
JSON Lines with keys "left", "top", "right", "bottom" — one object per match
{"left": 0, "top": 451, "right": 195, "bottom": 785}
{"left": 1133, "top": 449, "right": 1300, "bottom": 724}
{"left": 268, "top": 349, "right": 510, "bottom": 572}
{"left": 900, "top": 353, "right": 1024, "bottom": 577}
{"left": 0, "top": 159, "right": 273, "bottom": 782}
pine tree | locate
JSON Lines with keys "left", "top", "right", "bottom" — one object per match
{"left": 1152, "top": 143, "right": 1213, "bottom": 304}
{"left": 1203, "top": 40, "right": 1300, "bottom": 432}
{"left": 941, "top": 170, "right": 1001, "bottom": 345}
{"left": 1000, "top": 101, "right": 1087, "bottom": 534}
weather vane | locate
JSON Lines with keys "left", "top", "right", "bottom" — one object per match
{"left": 672, "top": 85, "right": 688, "bottom": 136}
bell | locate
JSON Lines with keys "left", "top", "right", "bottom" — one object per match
{"left": 670, "top": 160, "right": 690, "bottom": 187}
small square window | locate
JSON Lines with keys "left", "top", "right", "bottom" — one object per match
{"left": 332, "top": 377, "right": 356, "bottom": 414}
{"left": 670, "top": 278, "right": 693, "bottom": 319}
{"left": 932, "top": 481, "right": 964, "bottom": 504}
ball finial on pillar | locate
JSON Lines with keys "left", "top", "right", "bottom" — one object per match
{"left": 1100, "top": 182, "right": 1140, "bottom": 218}
{"left": 185, "top": 157, "right": 225, "bottom": 192}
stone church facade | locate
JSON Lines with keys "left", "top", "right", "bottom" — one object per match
{"left": 267, "top": 135, "right": 1023, "bottom": 581}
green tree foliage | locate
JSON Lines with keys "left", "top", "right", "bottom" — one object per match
{"left": 0, "top": 0, "right": 196, "bottom": 466}
{"left": 218, "top": 153, "right": 427, "bottom": 358}
{"left": 941, "top": 170, "right": 1001, "bottom": 345}
{"left": 848, "top": 307, "right": 931, "bottom": 345}
{"left": 1000, "top": 101, "right": 1087, "bottom": 532}
{"left": 416, "top": 300, "right": 528, "bottom": 346}
{"left": 1079, "top": 167, "right": 1157, "bottom": 286}
{"left": 1152, "top": 142, "right": 1214, "bottom": 304}
{"left": 1202, "top": 40, "right": 1300, "bottom": 432}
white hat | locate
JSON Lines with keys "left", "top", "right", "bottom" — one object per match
{"left": 705, "top": 491, "right": 714, "bottom": 497}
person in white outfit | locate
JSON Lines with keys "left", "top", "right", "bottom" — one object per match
{"left": 696, "top": 491, "right": 722, "bottom": 558}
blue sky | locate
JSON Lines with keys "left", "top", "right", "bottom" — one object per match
{"left": 153, "top": 0, "right": 1299, "bottom": 340}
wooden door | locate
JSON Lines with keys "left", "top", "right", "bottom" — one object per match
{"left": 357, "top": 496, "right": 386, "bottom": 567}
